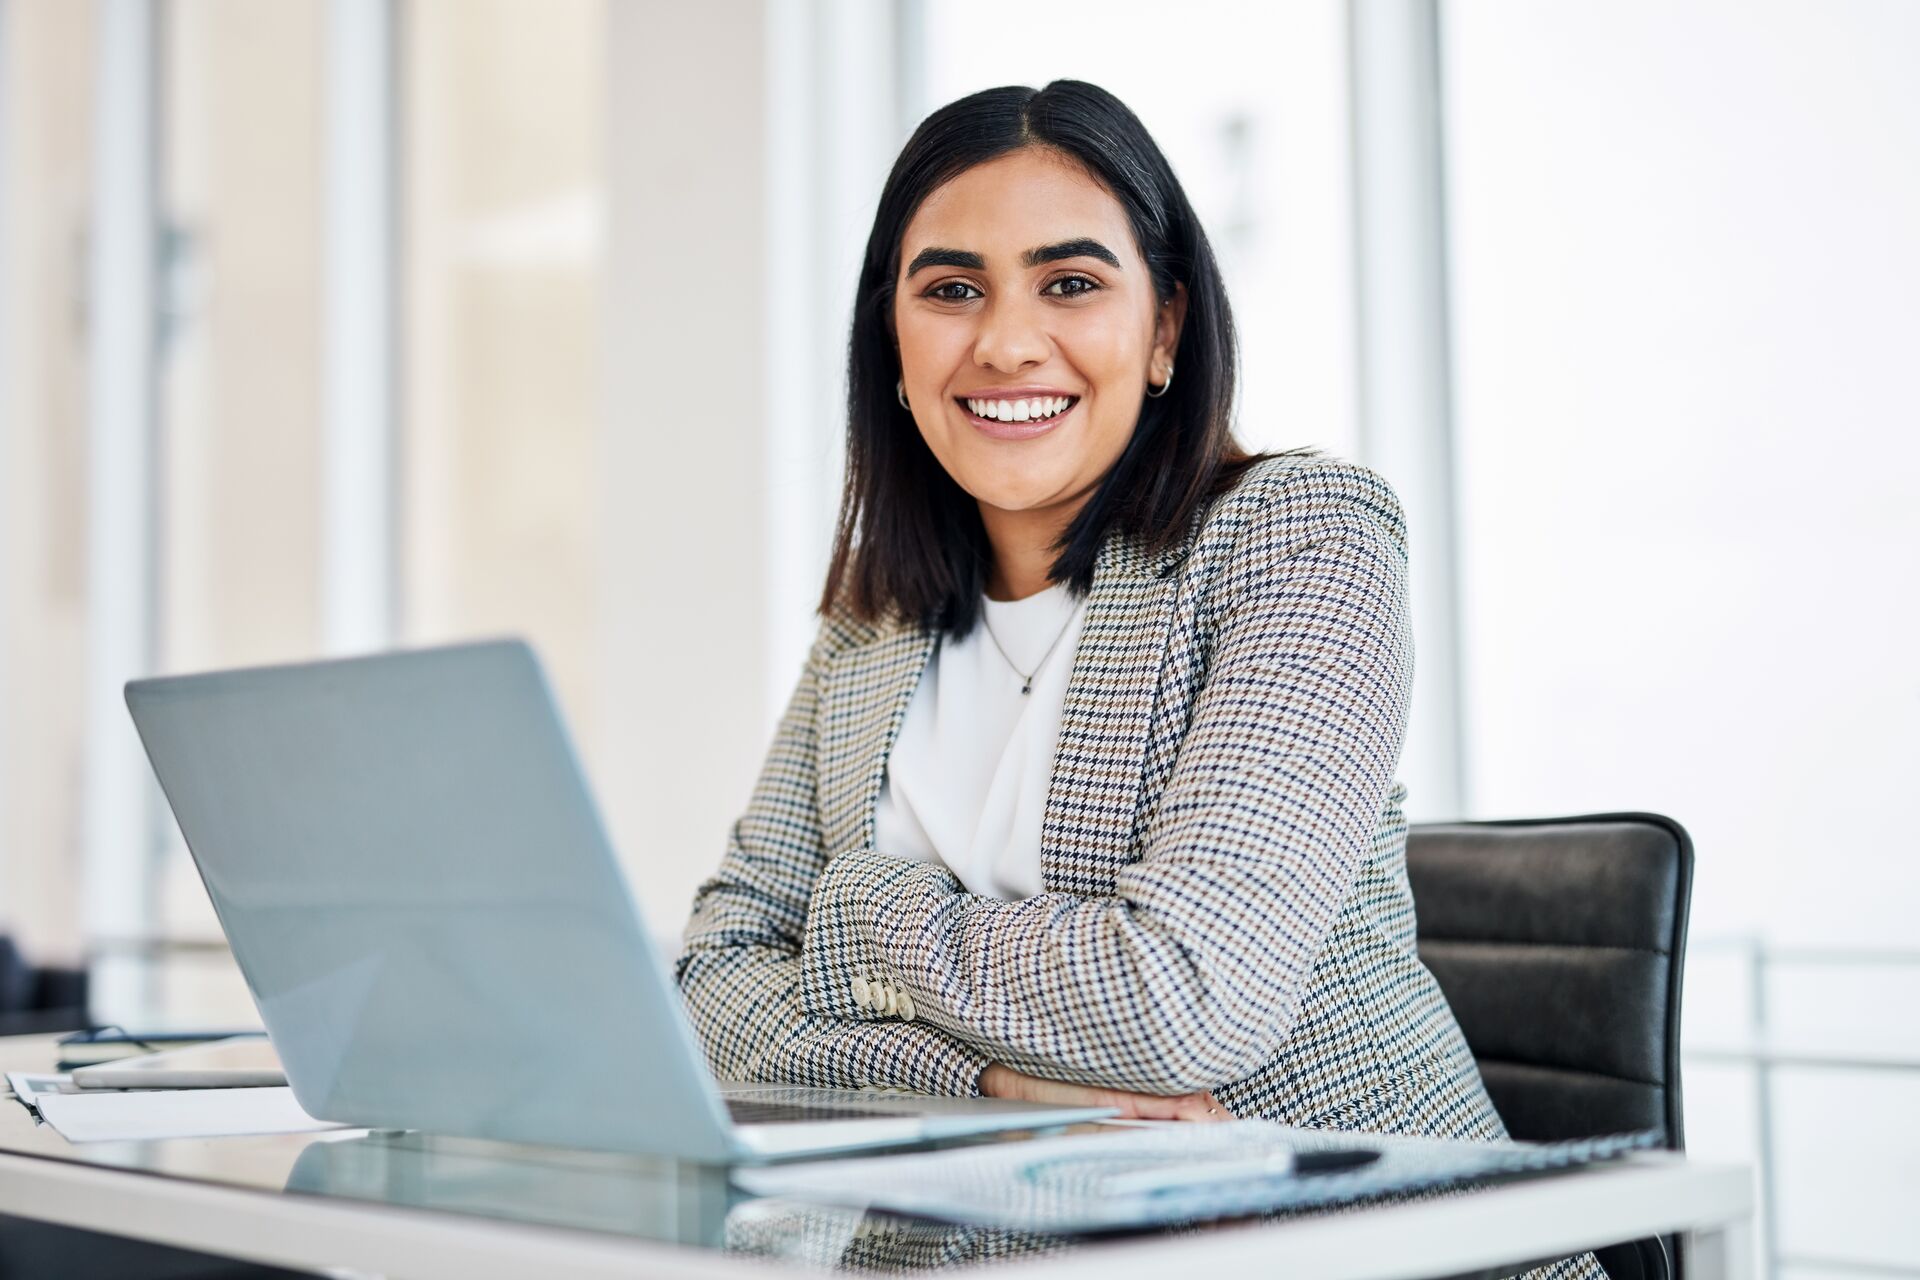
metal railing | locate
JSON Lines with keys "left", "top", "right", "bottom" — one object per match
{"left": 1684, "top": 938, "right": 1920, "bottom": 1280}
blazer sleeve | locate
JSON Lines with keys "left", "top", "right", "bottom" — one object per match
{"left": 795, "top": 471, "right": 1413, "bottom": 1095}
{"left": 674, "top": 624, "right": 992, "bottom": 1097}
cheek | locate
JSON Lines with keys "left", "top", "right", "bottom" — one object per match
{"left": 893, "top": 307, "right": 968, "bottom": 370}
{"left": 1058, "top": 310, "right": 1149, "bottom": 387}
{"left": 1076, "top": 396, "right": 1143, "bottom": 477}
{"left": 1058, "top": 323, "right": 1146, "bottom": 430}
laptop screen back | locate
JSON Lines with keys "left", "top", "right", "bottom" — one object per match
{"left": 125, "top": 639, "right": 735, "bottom": 1161}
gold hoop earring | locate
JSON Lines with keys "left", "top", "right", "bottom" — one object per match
{"left": 1145, "top": 361, "right": 1175, "bottom": 399}
{"left": 896, "top": 378, "right": 910, "bottom": 411}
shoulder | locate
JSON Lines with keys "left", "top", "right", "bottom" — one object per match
{"left": 1169, "top": 451, "right": 1413, "bottom": 664}
{"left": 803, "top": 599, "right": 895, "bottom": 672}
{"left": 1184, "top": 449, "right": 1407, "bottom": 572}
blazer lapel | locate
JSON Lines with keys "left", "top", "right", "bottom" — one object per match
{"left": 1040, "top": 532, "right": 1181, "bottom": 896}
{"left": 816, "top": 515, "right": 1199, "bottom": 880}
{"left": 818, "top": 621, "right": 937, "bottom": 857}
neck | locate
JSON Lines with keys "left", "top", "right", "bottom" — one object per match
{"left": 980, "top": 499, "right": 1084, "bottom": 602}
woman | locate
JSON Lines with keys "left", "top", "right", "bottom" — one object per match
{"left": 677, "top": 79, "right": 1598, "bottom": 1278}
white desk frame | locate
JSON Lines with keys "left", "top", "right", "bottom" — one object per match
{"left": 0, "top": 1142, "right": 1753, "bottom": 1280}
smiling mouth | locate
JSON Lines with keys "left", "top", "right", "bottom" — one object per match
{"left": 954, "top": 395, "right": 1081, "bottom": 439}
{"left": 958, "top": 395, "right": 1078, "bottom": 424}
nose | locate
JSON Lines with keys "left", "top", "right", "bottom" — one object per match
{"left": 971, "top": 292, "right": 1051, "bottom": 374}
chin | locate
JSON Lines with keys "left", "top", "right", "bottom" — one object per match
{"left": 957, "top": 466, "right": 1076, "bottom": 515}
{"left": 940, "top": 440, "right": 1066, "bottom": 500}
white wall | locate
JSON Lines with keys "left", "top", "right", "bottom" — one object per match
{"left": 1443, "top": 2, "right": 1920, "bottom": 1268}
{"left": 602, "top": 2, "right": 774, "bottom": 941}
{"left": 601, "top": 1, "right": 907, "bottom": 941}
{"left": 1444, "top": 0, "right": 1920, "bottom": 950}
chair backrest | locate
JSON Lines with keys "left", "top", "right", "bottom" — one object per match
{"left": 0, "top": 934, "right": 91, "bottom": 1037}
{"left": 1405, "top": 814, "right": 1693, "bottom": 1149}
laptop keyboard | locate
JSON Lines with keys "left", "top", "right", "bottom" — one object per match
{"left": 725, "top": 1097, "right": 900, "bottom": 1125}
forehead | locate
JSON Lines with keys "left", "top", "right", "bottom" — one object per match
{"left": 900, "top": 148, "right": 1137, "bottom": 268}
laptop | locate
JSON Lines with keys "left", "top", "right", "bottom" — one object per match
{"left": 124, "top": 639, "right": 1115, "bottom": 1163}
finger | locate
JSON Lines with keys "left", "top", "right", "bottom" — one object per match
{"left": 1169, "top": 1096, "right": 1212, "bottom": 1122}
{"left": 1100, "top": 1089, "right": 1207, "bottom": 1121}
{"left": 987, "top": 1068, "right": 1228, "bottom": 1121}
{"left": 1170, "top": 1091, "right": 1230, "bottom": 1122}
{"left": 1122, "top": 1093, "right": 1185, "bottom": 1120}
{"left": 990, "top": 1067, "right": 1108, "bottom": 1109}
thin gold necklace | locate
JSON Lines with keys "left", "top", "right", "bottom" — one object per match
{"left": 978, "top": 591, "right": 1077, "bottom": 695}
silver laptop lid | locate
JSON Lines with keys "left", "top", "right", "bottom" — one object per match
{"left": 126, "top": 639, "right": 737, "bottom": 1162}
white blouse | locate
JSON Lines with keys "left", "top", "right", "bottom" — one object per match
{"left": 871, "top": 581, "right": 1091, "bottom": 900}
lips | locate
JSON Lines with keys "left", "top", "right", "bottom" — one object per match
{"left": 955, "top": 396, "right": 1080, "bottom": 441}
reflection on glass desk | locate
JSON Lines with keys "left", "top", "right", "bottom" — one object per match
{"left": 283, "top": 1129, "right": 1082, "bottom": 1272}
{"left": 285, "top": 1131, "right": 738, "bottom": 1251}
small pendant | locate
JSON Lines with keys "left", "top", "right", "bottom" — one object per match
{"left": 1020, "top": 680, "right": 1032, "bottom": 695}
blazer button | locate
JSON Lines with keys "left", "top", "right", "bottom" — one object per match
{"left": 852, "top": 977, "right": 870, "bottom": 1009}
{"left": 881, "top": 984, "right": 898, "bottom": 1014}
{"left": 897, "top": 992, "right": 915, "bottom": 1022}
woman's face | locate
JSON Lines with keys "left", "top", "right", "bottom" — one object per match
{"left": 892, "top": 146, "right": 1185, "bottom": 528}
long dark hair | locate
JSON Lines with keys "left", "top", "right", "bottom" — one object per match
{"left": 820, "top": 79, "right": 1269, "bottom": 636}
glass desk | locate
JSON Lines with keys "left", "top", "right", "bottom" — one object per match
{"left": 0, "top": 1035, "right": 1756, "bottom": 1279}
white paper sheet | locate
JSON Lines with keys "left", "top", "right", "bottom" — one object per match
{"left": 6, "top": 1072, "right": 80, "bottom": 1119}
{"left": 35, "top": 1085, "right": 350, "bottom": 1143}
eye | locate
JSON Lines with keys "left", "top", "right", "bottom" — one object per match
{"left": 926, "top": 280, "right": 982, "bottom": 302}
{"left": 1044, "top": 275, "right": 1101, "bottom": 298}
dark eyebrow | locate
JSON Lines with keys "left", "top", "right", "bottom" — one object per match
{"left": 904, "top": 247, "right": 984, "bottom": 276}
{"left": 1023, "top": 238, "right": 1121, "bottom": 270}
{"left": 904, "top": 237, "right": 1123, "bottom": 277}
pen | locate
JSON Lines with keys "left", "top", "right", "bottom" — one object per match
{"left": 1099, "top": 1146, "right": 1380, "bottom": 1196}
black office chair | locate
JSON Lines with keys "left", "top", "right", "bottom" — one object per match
{"left": 1406, "top": 813, "right": 1693, "bottom": 1280}
{"left": 0, "top": 934, "right": 90, "bottom": 1037}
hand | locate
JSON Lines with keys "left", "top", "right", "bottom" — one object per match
{"left": 979, "top": 1063, "right": 1231, "bottom": 1122}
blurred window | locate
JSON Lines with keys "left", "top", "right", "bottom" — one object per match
{"left": 0, "top": 0, "right": 604, "bottom": 1023}
{"left": 0, "top": 0, "right": 96, "bottom": 968}
{"left": 150, "top": 0, "right": 328, "bottom": 1017}
{"left": 399, "top": 0, "right": 604, "bottom": 758}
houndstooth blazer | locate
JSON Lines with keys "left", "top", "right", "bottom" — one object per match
{"left": 678, "top": 450, "right": 1603, "bottom": 1278}
{"left": 675, "top": 448, "right": 1515, "bottom": 1137}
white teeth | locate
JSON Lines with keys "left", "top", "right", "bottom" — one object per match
{"left": 966, "top": 396, "right": 1073, "bottom": 422}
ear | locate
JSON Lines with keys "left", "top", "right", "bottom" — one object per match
{"left": 1153, "top": 280, "right": 1189, "bottom": 373}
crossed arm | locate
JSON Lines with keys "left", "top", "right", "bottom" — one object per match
{"left": 676, "top": 477, "right": 1412, "bottom": 1098}
{"left": 673, "top": 623, "right": 992, "bottom": 1097}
